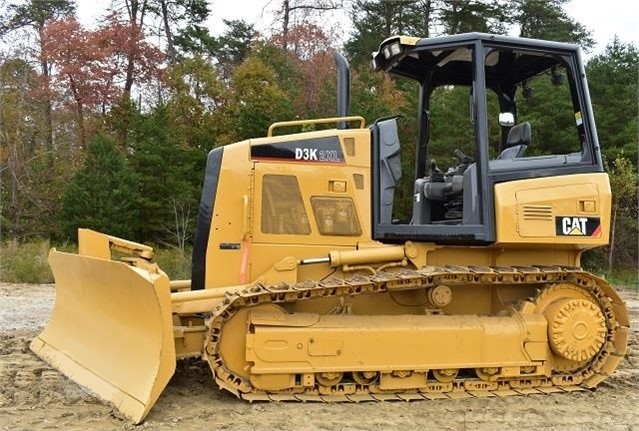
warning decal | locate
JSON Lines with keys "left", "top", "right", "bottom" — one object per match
{"left": 555, "top": 216, "right": 601, "bottom": 236}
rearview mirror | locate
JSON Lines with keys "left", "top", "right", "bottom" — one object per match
{"left": 498, "top": 112, "right": 515, "bottom": 126}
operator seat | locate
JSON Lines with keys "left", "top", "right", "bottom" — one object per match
{"left": 497, "top": 122, "right": 530, "bottom": 159}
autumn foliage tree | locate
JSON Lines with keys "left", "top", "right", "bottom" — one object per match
{"left": 268, "top": 23, "right": 338, "bottom": 119}
{"left": 272, "top": 0, "right": 343, "bottom": 53}
{"left": 0, "top": 0, "right": 76, "bottom": 159}
{"left": 42, "top": 16, "right": 164, "bottom": 147}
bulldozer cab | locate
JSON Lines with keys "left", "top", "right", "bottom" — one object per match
{"left": 370, "top": 33, "right": 604, "bottom": 244}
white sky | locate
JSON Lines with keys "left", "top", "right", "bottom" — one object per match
{"left": 76, "top": 0, "right": 637, "bottom": 57}
{"left": 565, "top": 0, "right": 638, "bottom": 55}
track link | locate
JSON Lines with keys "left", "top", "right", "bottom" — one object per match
{"left": 203, "top": 265, "right": 629, "bottom": 401}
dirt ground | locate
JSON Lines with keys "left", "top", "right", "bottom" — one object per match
{"left": 0, "top": 283, "right": 637, "bottom": 431}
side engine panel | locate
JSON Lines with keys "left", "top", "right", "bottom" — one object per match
{"left": 494, "top": 173, "right": 611, "bottom": 248}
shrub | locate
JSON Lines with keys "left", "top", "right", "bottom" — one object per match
{"left": 0, "top": 239, "right": 190, "bottom": 283}
{"left": 0, "top": 240, "right": 54, "bottom": 283}
{"left": 153, "top": 247, "right": 192, "bottom": 280}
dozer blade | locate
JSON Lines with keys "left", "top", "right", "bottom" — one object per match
{"left": 30, "top": 249, "right": 176, "bottom": 424}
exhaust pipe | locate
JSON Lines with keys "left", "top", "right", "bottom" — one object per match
{"left": 334, "top": 51, "right": 350, "bottom": 129}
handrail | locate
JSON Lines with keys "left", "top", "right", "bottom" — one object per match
{"left": 267, "top": 116, "right": 366, "bottom": 137}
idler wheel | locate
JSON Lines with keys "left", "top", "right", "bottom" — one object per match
{"left": 544, "top": 298, "right": 607, "bottom": 362}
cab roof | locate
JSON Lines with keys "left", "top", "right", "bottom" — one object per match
{"left": 372, "top": 32, "right": 582, "bottom": 87}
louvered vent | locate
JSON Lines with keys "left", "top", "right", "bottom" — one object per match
{"left": 521, "top": 205, "right": 553, "bottom": 221}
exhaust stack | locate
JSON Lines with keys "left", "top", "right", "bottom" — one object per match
{"left": 334, "top": 51, "right": 350, "bottom": 129}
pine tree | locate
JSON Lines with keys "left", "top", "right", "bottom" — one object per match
{"left": 62, "top": 134, "right": 140, "bottom": 241}
{"left": 345, "top": 0, "right": 433, "bottom": 67}
{"left": 586, "top": 37, "right": 639, "bottom": 163}
{"left": 133, "top": 108, "right": 202, "bottom": 246}
{"left": 213, "top": 19, "right": 258, "bottom": 79}
{"left": 512, "top": 0, "right": 594, "bottom": 47}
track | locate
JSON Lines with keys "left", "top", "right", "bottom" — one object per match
{"left": 0, "top": 282, "right": 636, "bottom": 430}
{"left": 204, "top": 265, "right": 629, "bottom": 401}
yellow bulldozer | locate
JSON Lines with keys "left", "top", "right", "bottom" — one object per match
{"left": 31, "top": 33, "right": 629, "bottom": 423}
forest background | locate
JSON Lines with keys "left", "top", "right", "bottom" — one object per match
{"left": 0, "top": 0, "right": 636, "bottom": 284}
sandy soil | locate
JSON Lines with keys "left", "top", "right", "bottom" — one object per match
{"left": 0, "top": 283, "right": 637, "bottom": 431}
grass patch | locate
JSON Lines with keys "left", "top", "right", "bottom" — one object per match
{"left": 154, "top": 247, "right": 192, "bottom": 280}
{"left": 1, "top": 239, "right": 191, "bottom": 283}
{"left": 600, "top": 267, "right": 639, "bottom": 290}
{"left": 0, "top": 240, "right": 56, "bottom": 283}
{"left": 584, "top": 257, "right": 639, "bottom": 290}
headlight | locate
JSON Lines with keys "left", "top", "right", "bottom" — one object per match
{"left": 389, "top": 42, "right": 402, "bottom": 57}
{"left": 382, "top": 42, "right": 402, "bottom": 60}
{"left": 382, "top": 45, "right": 392, "bottom": 59}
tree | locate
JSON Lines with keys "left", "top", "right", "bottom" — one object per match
{"left": 107, "top": 0, "right": 212, "bottom": 91}
{"left": 511, "top": 0, "right": 594, "bottom": 48}
{"left": 0, "top": 0, "right": 76, "bottom": 163}
{"left": 213, "top": 19, "right": 258, "bottom": 79}
{"left": 515, "top": 68, "right": 579, "bottom": 156}
{"left": 42, "top": 16, "right": 164, "bottom": 147}
{"left": 586, "top": 37, "right": 639, "bottom": 163}
{"left": 345, "top": 0, "right": 507, "bottom": 63}
{"left": 219, "top": 55, "right": 294, "bottom": 142}
{"left": 0, "top": 58, "right": 44, "bottom": 240}
{"left": 269, "top": 23, "right": 337, "bottom": 118}
{"left": 163, "top": 54, "right": 223, "bottom": 148}
{"left": 272, "top": 0, "right": 342, "bottom": 52}
{"left": 126, "top": 107, "right": 203, "bottom": 246}
{"left": 253, "top": 41, "right": 303, "bottom": 95}
{"left": 584, "top": 38, "right": 638, "bottom": 272}
{"left": 0, "top": 0, "right": 75, "bottom": 33}
{"left": 345, "top": 0, "right": 434, "bottom": 66}
{"left": 107, "top": 0, "right": 147, "bottom": 97}
{"left": 345, "top": 0, "right": 595, "bottom": 67}
{"left": 0, "top": 54, "right": 78, "bottom": 241}
{"left": 62, "top": 134, "right": 140, "bottom": 240}
{"left": 604, "top": 157, "right": 638, "bottom": 271}
{"left": 155, "top": 0, "right": 212, "bottom": 63}
{"left": 439, "top": 0, "right": 506, "bottom": 34}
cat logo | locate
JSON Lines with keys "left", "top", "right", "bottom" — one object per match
{"left": 561, "top": 217, "right": 587, "bottom": 235}
{"left": 555, "top": 216, "right": 601, "bottom": 236}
